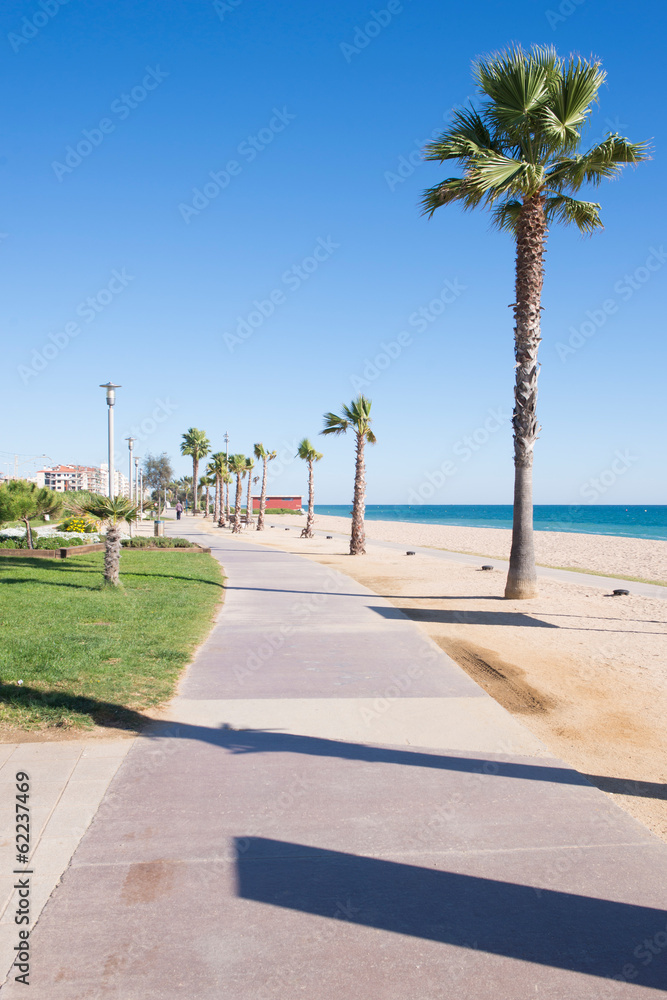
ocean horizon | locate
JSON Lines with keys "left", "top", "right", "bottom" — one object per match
{"left": 313, "top": 505, "right": 667, "bottom": 542}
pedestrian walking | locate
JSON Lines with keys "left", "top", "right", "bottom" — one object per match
{"left": 176, "top": 501, "right": 183, "bottom": 521}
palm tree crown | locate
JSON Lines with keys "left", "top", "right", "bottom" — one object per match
{"left": 322, "top": 395, "right": 376, "bottom": 444}
{"left": 422, "top": 45, "right": 648, "bottom": 232}
{"left": 297, "top": 438, "right": 323, "bottom": 463}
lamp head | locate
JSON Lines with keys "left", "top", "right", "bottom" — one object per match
{"left": 100, "top": 382, "right": 121, "bottom": 406}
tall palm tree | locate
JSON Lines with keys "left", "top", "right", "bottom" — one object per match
{"left": 72, "top": 495, "right": 140, "bottom": 587}
{"left": 421, "top": 45, "right": 647, "bottom": 598}
{"left": 322, "top": 395, "right": 376, "bottom": 555}
{"left": 244, "top": 457, "right": 255, "bottom": 525}
{"left": 253, "top": 443, "right": 277, "bottom": 531}
{"left": 297, "top": 438, "right": 323, "bottom": 538}
{"left": 180, "top": 428, "right": 210, "bottom": 516}
{"left": 227, "top": 454, "right": 247, "bottom": 534}
{"left": 208, "top": 452, "right": 227, "bottom": 526}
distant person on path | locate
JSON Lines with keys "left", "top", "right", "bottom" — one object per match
{"left": 176, "top": 501, "right": 183, "bottom": 521}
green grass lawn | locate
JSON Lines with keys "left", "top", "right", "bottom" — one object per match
{"left": 0, "top": 550, "right": 224, "bottom": 732}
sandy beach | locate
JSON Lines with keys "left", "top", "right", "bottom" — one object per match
{"left": 242, "top": 512, "right": 667, "bottom": 842}
{"left": 311, "top": 514, "right": 667, "bottom": 584}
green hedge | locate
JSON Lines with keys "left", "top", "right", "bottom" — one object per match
{"left": 121, "top": 537, "right": 195, "bottom": 548}
{"left": 0, "top": 536, "right": 91, "bottom": 550}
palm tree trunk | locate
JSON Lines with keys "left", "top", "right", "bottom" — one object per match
{"left": 204, "top": 484, "right": 210, "bottom": 518}
{"left": 22, "top": 517, "right": 34, "bottom": 550}
{"left": 245, "top": 475, "right": 253, "bottom": 527}
{"left": 505, "top": 193, "right": 545, "bottom": 600}
{"left": 224, "top": 479, "right": 230, "bottom": 524}
{"left": 218, "top": 478, "right": 227, "bottom": 527}
{"left": 104, "top": 523, "right": 123, "bottom": 587}
{"left": 192, "top": 458, "right": 199, "bottom": 515}
{"left": 350, "top": 433, "right": 366, "bottom": 555}
{"left": 232, "top": 475, "right": 244, "bottom": 534}
{"left": 301, "top": 461, "right": 315, "bottom": 538}
{"left": 214, "top": 474, "right": 221, "bottom": 524}
{"left": 257, "top": 459, "right": 268, "bottom": 530}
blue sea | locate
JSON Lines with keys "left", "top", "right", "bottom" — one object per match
{"left": 313, "top": 505, "right": 667, "bottom": 541}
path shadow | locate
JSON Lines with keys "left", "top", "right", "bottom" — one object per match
{"left": 372, "top": 606, "right": 560, "bottom": 628}
{"left": 234, "top": 837, "right": 666, "bottom": 986}
{"left": 3, "top": 688, "right": 665, "bottom": 801}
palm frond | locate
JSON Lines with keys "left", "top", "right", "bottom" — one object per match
{"left": 489, "top": 198, "right": 523, "bottom": 234}
{"left": 544, "top": 193, "right": 603, "bottom": 233}
{"left": 547, "top": 135, "right": 651, "bottom": 189}
{"left": 423, "top": 106, "right": 497, "bottom": 163}
{"left": 71, "top": 494, "right": 140, "bottom": 525}
{"left": 321, "top": 411, "right": 349, "bottom": 436}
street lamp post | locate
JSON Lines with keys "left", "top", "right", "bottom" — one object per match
{"left": 100, "top": 382, "right": 121, "bottom": 499}
{"left": 125, "top": 437, "right": 135, "bottom": 500}
{"left": 134, "top": 457, "right": 139, "bottom": 505}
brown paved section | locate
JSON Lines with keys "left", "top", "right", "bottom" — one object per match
{"left": 2, "top": 528, "right": 666, "bottom": 998}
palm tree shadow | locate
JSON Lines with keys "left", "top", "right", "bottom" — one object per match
{"left": 371, "top": 606, "right": 560, "bottom": 628}
{"left": 233, "top": 837, "right": 667, "bottom": 987}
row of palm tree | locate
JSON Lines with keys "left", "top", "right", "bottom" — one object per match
{"left": 178, "top": 396, "right": 376, "bottom": 555}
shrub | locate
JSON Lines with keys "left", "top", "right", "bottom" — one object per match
{"left": 35, "top": 536, "right": 90, "bottom": 549}
{"left": 0, "top": 539, "right": 18, "bottom": 549}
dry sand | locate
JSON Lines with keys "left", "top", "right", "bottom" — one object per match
{"left": 308, "top": 514, "right": 667, "bottom": 584}
{"left": 246, "top": 513, "right": 667, "bottom": 842}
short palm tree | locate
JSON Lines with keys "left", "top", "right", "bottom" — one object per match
{"left": 0, "top": 480, "right": 63, "bottom": 549}
{"left": 297, "top": 439, "right": 323, "bottom": 538}
{"left": 208, "top": 452, "right": 227, "bottom": 526}
{"left": 322, "top": 395, "right": 376, "bottom": 555}
{"left": 227, "top": 454, "right": 248, "bottom": 534}
{"left": 253, "top": 443, "right": 277, "bottom": 531}
{"left": 422, "top": 45, "right": 647, "bottom": 599}
{"left": 72, "top": 495, "right": 140, "bottom": 587}
{"left": 180, "top": 428, "right": 210, "bottom": 516}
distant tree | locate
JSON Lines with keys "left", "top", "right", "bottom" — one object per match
{"left": 0, "top": 480, "right": 63, "bottom": 549}
{"left": 322, "top": 395, "right": 376, "bottom": 555}
{"left": 297, "top": 439, "right": 323, "bottom": 538}
{"left": 71, "top": 495, "right": 140, "bottom": 587}
{"left": 180, "top": 428, "right": 210, "bottom": 515}
{"left": 143, "top": 453, "right": 174, "bottom": 511}
{"left": 227, "top": 454, "right": 248, "bottom": 534}
{"left": 253, "top": 443, "right": 277, "bottom": 531}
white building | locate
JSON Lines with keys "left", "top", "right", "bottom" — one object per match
{"left": 36, "top": 464, "right": 129, "bottom": 496}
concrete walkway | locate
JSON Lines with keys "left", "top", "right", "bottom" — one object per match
{"left": 2, "top": 525, "right": 666, "bottom": 997}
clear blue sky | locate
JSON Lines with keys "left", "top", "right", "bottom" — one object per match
{"left": 1, "top": 0, "right": 664, "bottom": 504}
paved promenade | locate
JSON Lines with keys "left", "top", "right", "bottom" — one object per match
{"left": 2, "top": 523, "right": 666, "bottom": 997}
